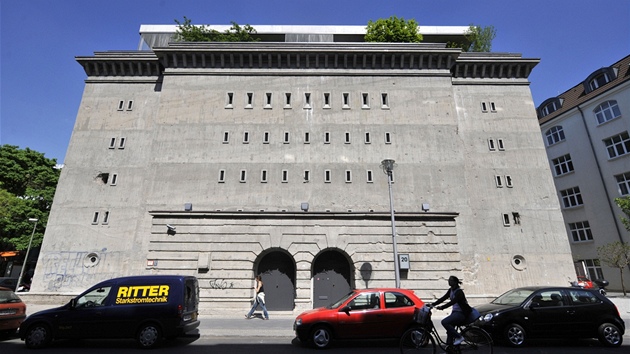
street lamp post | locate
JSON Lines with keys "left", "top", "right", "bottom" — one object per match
{"left": 381, "top": 159, "right": 400, "bottom": 288}
{"left": 16, "top": 218, "right": 38, "bottom": 291}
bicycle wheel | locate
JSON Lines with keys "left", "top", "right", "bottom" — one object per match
{"left": 460, "top": 327, "right": 493, "bottom": 354}
{"left": 400, "top": 327, "right": 436, "bottom": 354}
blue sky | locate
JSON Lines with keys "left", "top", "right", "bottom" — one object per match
{"left": 1, "top": 0, "right": 628, "bottom": 164}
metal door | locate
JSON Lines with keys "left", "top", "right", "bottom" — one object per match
{"left": 258, "top": 251, "right": 295, "bottom": 311}
{"left": 312, "top": 250, "right": 352, "bottom": 308}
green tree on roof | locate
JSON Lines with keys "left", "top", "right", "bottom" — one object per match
{"left": 364, "top": 16, "right": 423, "bottom": 43}
{"left": 174, "top": 17, "right": 259, "bottom": 42}
{"left": 448, "top": 24, "right": 497, "bottom": 52}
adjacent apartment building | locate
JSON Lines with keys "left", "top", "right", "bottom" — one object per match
{"left": 30, "top": 25, "right": 575, "bottom": 313}
{"left": 537, "top": 54, "right": 630, "bottom": 291}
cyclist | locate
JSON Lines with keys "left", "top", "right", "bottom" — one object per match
{"left": 432, "top": 275, "right": 479, "bottom": 346}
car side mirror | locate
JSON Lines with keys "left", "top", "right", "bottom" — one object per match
{"left": 341, "top": 305, "right": 351, "bottom": 314}
{"left": 529, "top": 301, "right": 540, "bottom": 309}
{"left": 70, "top": 298, "right": 78, "bottom": 309}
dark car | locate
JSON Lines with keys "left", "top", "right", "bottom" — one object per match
{"left": 294, "top": 288, "right": 424, "bottom": 349}
{"left": 19, "top": 275, "right": 199, "bottom": 348}
{"left": 0, "top": 286, "right": 27, "bottom": 336}
{"left": 476, "top": 286, "right": 625, "bottom": 347}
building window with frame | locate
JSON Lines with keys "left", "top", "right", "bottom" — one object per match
{"left": 365, "top": 132, "right": 371, "bottom": 144}
{"left": 323, "top": 92, "right": 331, "bottom": 109}
{"left": 223, "top": 131, "right": 230, "bottom": 144}
{"left": 345, "top": 170, "right": 352, "bottom": 183}
{"left": 604, "top": 131, "right": 630, "bottom": 159}
{"left": 239, "top": 170, "right": 247, "bottom": 183}
{"left": 588, "top": 72, "right": 613, "bottom": 92}
{"left": 324, "top": 132, "right": 331, "bottom": 144}
{"left": 218, "top": 169, "right": 226, "bottom": 183}
{"left": 481, "top": 102, "right": 488, "bottom": 112}
{"left": 102, "top": 211, "right": 110, "bottom": 225}
{"left": 344, "top": 132, "right": 351, "bottom": 144}
{"left": 490, "top": 102, "right": 497, "bottom": 112}
{"left": 264, "top": 92, "right": 273, "bottom": 109}
{"left": 282, "top": 170, "right": 288, "bottom": 183}
{"left": 109, "top": 137, "right": 117, "bottom": 149}
{"left": 545, "top": 126, "right": 566, "bottom": 146}
{"left": 303, "top": 170, "right": 310, "bottom": 183}
{"left": 342, "top": 93, "right": 350, "bottom": 109}
{"left": 582, "top": 259, "right": 604, "bottom": 280}
{"left": 304, "top": 93, "right": 312, "bottom": 109}
{"left": 552, "top": 154, "right": 574, "bottom": 177}
{"left": 495, "top": 175, "right": 503, "bottom": 188}
{"left": 118, "top": 137, "right": 126, "bottom": 149}
{"left": 284, "top": 92, "right": 292, "bottom": 108}
{"left": 324, "top": 170, "right": 331, "bottom": 183}
{"left": 263, "top": 131, "right": 270, "bottom": 144}
{"left": 361, "top": 93, "right": 370, "bottom": 109}
{"left": 243, "top": 131, "right": 250, "bottom": 144}
{"left": 615, "top": 171, "right": 630, "bottom": 195}
{"left": 245, "top": 92, "right": 254, "bottom": 108}
{"left": 497, "top": 138, "right": 505, "bottom": 151}
{"left": 594, "top": 100, "right": 621, "bottom": 125}
{"left": 226, "top": 92, "right": 234, "bottom": 108}
{"left": 118, "top": 100, "right": 125, "bottom": 111}
{"left": 261, "top": 169, "right": 268, "bottom": 183}
{"left": 381, "top": 93, "right": 389, "bottom": 109}
{"left": 488, "top": 138, "right": 496, "bottom": 151}
{"left": 560, "top": 186, "right": 583, "bottom": 208}
{"left": 92, "top": 211, "right": 100, "bottom": 225}
{"left": 569, "top": 221, "right": 593, "bottom": 242}
{"left": 505, "top": 175, "right": 513, "bottom": 188}
{"left": 304, "top": 132, "right": 310, "bottom": 144}
{"left": 283, "top": 132, "right": 290, "bottom": 144}
{"left": 366, "top": 170, "right": 373, "bottom": 183}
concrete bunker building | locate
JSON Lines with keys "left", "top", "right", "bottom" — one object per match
{"left": 31, "top": 25, "right": 575, "bottom": 313}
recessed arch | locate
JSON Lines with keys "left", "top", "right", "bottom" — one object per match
{"left": 255, "top": 248, "right": 296, "bottom": 311}
{"left": 311, "top": 248, "right": 354, "bottom": 308}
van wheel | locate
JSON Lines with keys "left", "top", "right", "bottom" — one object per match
{"left": 24, "top": 323, "right": 52, "bottom": 349}
{"left": 598, "top": 323, "right": 622, "bottom": 347}
{"left": 136, "top": 323, "right": 162, "bottom": 349}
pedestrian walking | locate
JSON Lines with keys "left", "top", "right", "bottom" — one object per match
{"left": 245, "top": 275, "right": 269, "bottom": 320}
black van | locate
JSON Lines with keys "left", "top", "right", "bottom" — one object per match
{"left": 19, "top": 275, "right": 199, "bottom": 348}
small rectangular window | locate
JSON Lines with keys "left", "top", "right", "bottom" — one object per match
{"left": 126, "top": 100, "right": 134, "bottom": 111}
{"left": 390, "top": 170, "right": 395, "bottom": 183}
{"left": 109, "top": 138, "right": 117, "bottom": 149}
{"left": 497, "top": 138, "right": 505, "bottom": 151}
{"left": 92, "top": 211, "right": 100, "bottom": 225}
{"left": 481, "top": 102, "right": 488, "bottom": 112}
{"left": 304, "top": 93, "right": 311, "bottom": 109}
{"left": 110, "top": 173, "right": 118, "bottom": 186}
{"left": 512, "top": 212, "right": 520, "bottom": 225}
{"left": 261, "top": 169, "right": 268, "bottom": 183}
{"left": 342, "top": 92, "right": 350, "bottom": 109}
{"left": 366, "top": 170, "right": 373, "bottom": 183}
{"left": 304, "top": 132, "right": 310, "bottom": 144}
{"left": 345, "top": 170, "right": 352, "bottom": 183}
{"left": 283, "top": 132, "right": 290, "bottom": 144}
{"left": 284, "top": 92, "right": 292, "bottom": 108}
{"left": 265, "top": 92, "right": 272, "bottom": 108}
{"left": 246, "top": 92, "right": 253, "bottom": 108}
{"left": 324, "top": 132, "right": 331, "bottom": 144}
{"left": 324, "top": 170, "right": 331, "bottom": 183}
{"left": 506, "top": 175, "right": 513, "bottom": 188}
{"left": 488, "top": 138, "right": 496, "bottom": 151}
{"left": 385, "top": 132, "right": 392, "bottom": 144}
{"left": 303, "top": 170, "right": 310, "bottom": 182}
{"left": 381, "top": 93, "right": 389, "bottom": 109}
{"left": 218, "top": 169, "right": 226, "bottom": 183}
{"left": 323, "top": 93, "right": 331, "bottom": 108}
{"left": 496, "top": 175, "right": 503, "bottom": 188}
{"left": 226, "top": 92, "right": 234, "bottom": 108}
{"left": 365, "top": 132, "right": 371, "bottom": 144}
{"left": 361, "top": 93, "right": 369, "bottom": 109}
{"left": 223, "top": 131, "right": 230, "bottom": 144}
{"left": 118, "top": 137, "right": 126, "bottom": 149}
{"left": 102, "top": 211, "right": 110, "bottom": 224}
{"left": 502, "top": 213, "right": 510, "bottom": 226}
{"left": 490, "top": 102, "right": 497, "bottom": 112}
{"left": 240, "top": 170, "right": 247, "bottom": 183}
{"left": 282, "top": 170, "right": 288, "bottom": 183}
{"left": 243, "top": 131, "right": 250, "bottom": 144}
{"left": 117, "top": 100, "right": 125, "bottom": 111}
{"left": 263, "top": 131, "right": 270, "bottom": 144}
{"left": 345, "top": 132, "right": 351, "bottom": 144}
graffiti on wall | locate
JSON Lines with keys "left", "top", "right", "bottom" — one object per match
{"left": 209, "top": 279, "right": 234, "bottom": 290}
{"left": 38, "top": 250, "right": 122, "bottom": 292}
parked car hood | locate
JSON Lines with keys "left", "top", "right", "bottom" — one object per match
{"left": 476, "top": 302, "right": 515, "bottom": 314}
{"left": 25, "top": 303, "right": 70, "bottom": 318}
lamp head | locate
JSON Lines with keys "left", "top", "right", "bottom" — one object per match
{"left": 380, "top": 159, "right": 396, "bottom": 173}
{"left": 28, "top": 218, "right": 38, "bottom": 223}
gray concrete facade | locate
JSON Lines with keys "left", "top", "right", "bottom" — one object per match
{"left": 31, "top": 26, "right": 575, "bottom": 314}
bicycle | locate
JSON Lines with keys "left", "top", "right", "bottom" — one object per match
{"left": 400, "top": 304, "right": 493, "bottom": 354}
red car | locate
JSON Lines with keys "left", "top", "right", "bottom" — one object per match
{"left": 0, "top": 286, "right": 27, "bottom": 336}
{"left": 293, "top": 288, "right": 424, "bottom": 349}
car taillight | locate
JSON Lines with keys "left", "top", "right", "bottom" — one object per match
{"left": 178, "top": 304, "right": 183, "bottom": 315}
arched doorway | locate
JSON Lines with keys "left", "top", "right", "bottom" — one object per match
{"left": 257, "top": 249, "right": 296, "bottom": 311}
{"left": 312, "top": 249, "right": 353, "bottom": 308}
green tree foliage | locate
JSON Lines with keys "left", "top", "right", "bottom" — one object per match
{"left": 0, "top": 145, "right": 60, "bottom": 251}
{"left": 616, "top": 196, "right": 630, "bottom": 231}
{"left": 174, "top": 17, "right": 259, "bottom": 42}
{"left": 596, "top": 196, "right": 630, "bottom": 296}
{"left": 364, "top": 16, "right": 423, "bottom": 43}
{"left": 447, "top": 24, "right": 497, "bottom": 52}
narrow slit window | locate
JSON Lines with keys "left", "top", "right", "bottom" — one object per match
{"left": 226, "top": 92, "right": 234, "bottom": 108}
{"left": 345, "top": 132, "right": 351, "bottom": 144}
{"left": 283, "top": 132, "right": 290, "bottom": 144}
{"left": 342, "top": 92, "right": 350, "bottom": 109}
{"left": 223, "top": 131, "right": 230, "bottom": 144}
{"left": 126, "top": 100, "right": 134, "bottom": 111}
{"left": 503, "top": 213, "right": 510, "bottom": 226}
{"left": 303, "top": 170, "right": 310, "bottom": 182}
{"left": 243, "top": 131, "right": 250, "bottom": 144}
{"left": 246, "top": 92, "right": 253, "bottom": 108}
{"left": 282, "top": 170, "right": 288, "bottom": 183}
{"left": 324, "top": 170, "right": 331, "bottom": 183}
{"left": 240, "top": 170, "right": 247, "bottom": 183}
{"left": 497, "top": 139, "right": 505, "bottom": 151}
{"left": 304, "top": 93, "right": 311, "bottom": 109}
{"left": 263, "top": 131, "right": 270, "bottom": 144}
{"left": 92, "top": 211, "right": 100, "bottom": 225}
{"left": 381, "top": 93, "right": 389, "bottom": 109}
{"left": 390, "top": 171, "right": 395, "bottom": 183}
{"left": 488, "top": 138, "right": 496, "bottom": 151}
{"left": 490, "top": 102, "right": 497, "bottom": 112}
{"left": 496, "top": 175, "right": 503, "bottom": 188}
{"left": 365, "top": 132, "right": 371, "bottom": 144}
{"left": 385, "top": 132, "right": 392, "bottom": 144}
{"left": 506, "top": 175, "right": 513, "bottom": 188}
{"left": 218, "top": 169, "right": 226, "bottom": 183}
{"left": 481, "top": 102, "right": 488, "bottom": 112}
{"left": 261, "top": 169, "right": 268, "bottom": 183}
{"left": 362, "top": 93, "right": 369, "bottom": 109}
{"left": 102, "top": 211, "right": 110, "bottom": 224}
{"left": 110, "top": 174, "right": 118, "bottom": 186}
{"left": 304, "top": 132, "right": 310, "bottom": 144}
{"left": 118, "top": 100, "right": 125, "bottom": 111}
{"left": 324, "top": 132, "right": 331, "bottom": 144}
{"left": 323, "top": 93, "right": 331, "bottom": 108}
{"left": 118, "top": 137, "right": 126, "bottom": 149}
{"left": 512, "top": 212, "right": 520, "bottom": 225}
{"left": 109, "top": 138, "right": 117, "bottom": 149}
{"left": 366, "top": 170, "right": 374, "bottom": 183}
{"left": 345, "top": 170, "right": 352, "bottom": 183}
{"left": 284, "top": 92, "right": 292, "bottom": 108}
{"left": 265, "top": 92, "right": 272, "bottom": 108}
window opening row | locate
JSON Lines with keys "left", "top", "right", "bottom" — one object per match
{"left": 219, "top": 169, "right": 389, "bottom": 184}
{"left": 481, "top": 101, "right": 497, "bottom": 113}
{"left": 117, "top": 100, "right": 134, "bottom": 111}
{"left": 108, "top": 137, "right": 126, "bottom": 149}
{"left": 226, "top": 131, "right": 392, "bottom": 145}
{"left": 488, "top": 138, "right": 505, "bottom": 151}
{"left": 225, "top": 92, "right": 389, "bottom": 109}
{"left": 502, "top": 212, "right": 520, "bottom": 226}
{"left": 92, "top": 210, "right": 110, "bottom": 225}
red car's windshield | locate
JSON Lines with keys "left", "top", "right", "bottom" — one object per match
{"left": 327, "top": 291, "right": 356, "bottom": 309}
